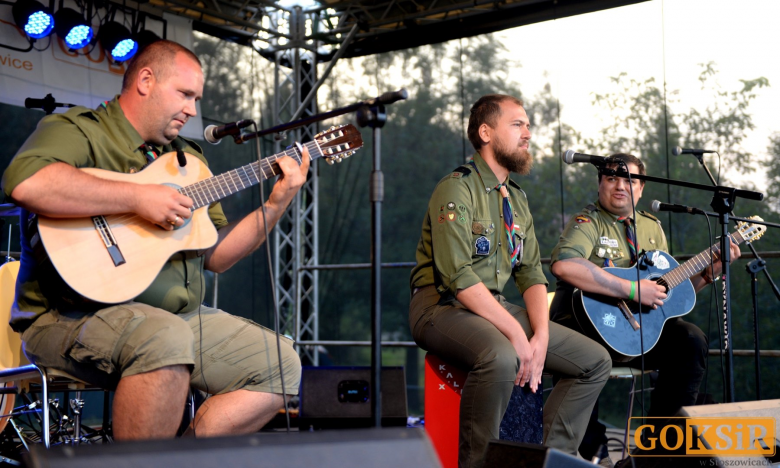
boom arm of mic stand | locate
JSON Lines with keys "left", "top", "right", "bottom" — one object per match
{"left": 237, "top": 89, "right": 409, "bottom": 144}
{"left": 600, "top": 169, "right": 764, "bottom": 202}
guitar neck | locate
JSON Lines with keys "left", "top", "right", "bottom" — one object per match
{"left": 661, "top": 229, "right": 746, "bottom": 289}
{"left": 180, "top": 140, "right": 320, "bottom": 210}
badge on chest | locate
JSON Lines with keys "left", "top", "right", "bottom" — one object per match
{"left": 475, "top": 236, "right": 490, "bottom": 256}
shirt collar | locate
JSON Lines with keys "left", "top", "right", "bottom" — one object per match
{"left": 98, "top": 95, "right": 153, "bottom": 155}
{"left": 471, "top": 152, "right": 507, "bottom": 194}
{"left": 595, "top": 200, "right": 629, "bottom": 222}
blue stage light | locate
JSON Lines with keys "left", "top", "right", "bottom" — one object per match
{"left": 12, "top": 0, "right": 54, "bottom": 39}
{"left": 99, "top": 22, "right": 137, "bottom": 62}
{"left": 54, "top": 8, "right": 93, "bottom": 50}
{"left": 111, "top": 38, "right": 137, "bottom": 61}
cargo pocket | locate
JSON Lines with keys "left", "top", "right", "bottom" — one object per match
{"left": 68, "top": 306, "right": 135, "bottom": 375}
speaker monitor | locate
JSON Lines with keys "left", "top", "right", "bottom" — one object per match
{"left": 484, "top": 440, "right": 595, "bottom": 468}
{"left": 299, "top": 366, "right": 408, "bottom": 429}
{"left": 27, "top": 427, "right": 442, "bottom": 468}
{"left": 674, "top": 399, "right": 780, "bottom": 467}
{"left": 626, "top": 399, "right": 780, "bottom": 468}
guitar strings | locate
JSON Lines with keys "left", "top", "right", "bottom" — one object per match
{"left": 98, "top": 140, "right": 325, "bottom": 230}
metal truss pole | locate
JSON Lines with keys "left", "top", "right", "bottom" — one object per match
{"left": 272, "top": 6, "right": 319, "bottom": 365}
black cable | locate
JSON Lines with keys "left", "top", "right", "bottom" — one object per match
{"left": 251, "top": 121, "right": 291, "bottom": 433}
{"left": 458, "top": 38, "right": 467, "bottom": 164}
{"left": 30, "top": 35, "right": 52, "bottom": 52}
{"left": 618, "top": 159, "right": 646, "bottom": 418}
{"left": 701, "top": 208, "right": 718, "bottom": 401}
{"left": 193, "top": 253, "right": 208, "bottom": 437}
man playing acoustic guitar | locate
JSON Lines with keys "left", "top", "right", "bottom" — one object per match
{"left": 549, "top": 153, "right": 741, "bottom": 465}
{"left": 1, "top": 41, "right": 308, "bottom": 440}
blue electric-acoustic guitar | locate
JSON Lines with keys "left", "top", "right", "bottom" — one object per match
{"left": 572, "top": 217, "right": 766, "bottom": 362}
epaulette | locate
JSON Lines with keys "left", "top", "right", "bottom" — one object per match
{"left": 449, "top": 165, "right": 472, "bottom": 179}
{"left": 583, "top": 203, "right": 598, "bottom": 213}
{"left": 178, "top": 136, "right": 203, "bottom": 155}
{"left": 62, "top": 105, "right": 98, "bottom": 122}
{"left": 638, "top": 210, "right": 661, "bottom": 223}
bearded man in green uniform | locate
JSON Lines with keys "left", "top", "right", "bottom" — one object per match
{"left": 409, "top": 94, "right": 611, "bottom": 468}
{"left": 2, "top": 41, "right": 307, "bottom": 440}
{"left": 549, "top": 153, "right": 741, "bottom": 465}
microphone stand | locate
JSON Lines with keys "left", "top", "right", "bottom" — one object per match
{"left": 601, "top": 168, "right": 763, "bottom": 402}
{"left": 238, "top": 89, "right": 409, "bottom": 427}
{"left": 689, "top": 153, "right": 780, "bottom": 401}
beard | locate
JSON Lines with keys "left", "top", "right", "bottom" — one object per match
{"left": 493, "top": 136, "right": 533, "bottom": 175}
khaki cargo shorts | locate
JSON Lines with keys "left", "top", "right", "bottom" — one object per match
{"left": 22, "top": 302, "right": 301, "bottom": 395}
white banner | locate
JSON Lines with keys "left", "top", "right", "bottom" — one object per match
{"left": 0, "top": 8, "right": 202, "bottom": 139}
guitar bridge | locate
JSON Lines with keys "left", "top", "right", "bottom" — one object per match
{"left": 617, "top": 300, "right": 640, "bottom": 331}
{"left": 92, "top": 216, "right": 126, "bottom": 267}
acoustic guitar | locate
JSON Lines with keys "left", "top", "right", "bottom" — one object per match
{"left": 37, "top": 125, "right": 363, "bottom": 304}
{"left": 572, "top": 217, "right": 766, "bottom": 361}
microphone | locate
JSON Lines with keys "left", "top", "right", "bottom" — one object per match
{"left": 672, "top": 146, "right": 717, "bottom": 156}
{"left": 650, "top": 200, "right": 704, "bottom": 215}
{"left": 562, "top": 150, "right": 615, "bottom": 166}
{"left": 25, "top": 94, "right": 75, "bottom": 114}
{"left": 203, "top": 119, "right": 254, "bottom": 145}
{"left": 366, "top": 88, "right": 409, "bottom": 106}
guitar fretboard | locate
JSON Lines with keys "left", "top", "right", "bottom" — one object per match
{"left": 660, "top": 230, "right": 746, "bottom": 289}
{"left": 179, "top": 140, "right": 320, "bottom": 210}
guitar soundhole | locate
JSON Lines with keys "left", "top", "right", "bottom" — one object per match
{"left": 655, "top": 277, "right": 670, "bottom": 294}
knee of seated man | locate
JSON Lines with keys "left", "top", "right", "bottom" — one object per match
{"left": 243, "top": 337, "right": 302, "bottom": 394}
{"left": 476, "top": 341, "right": 520, "bottom": 381}
{"left": 281, "top": 342, "right": 302, "bottom": 392}
{"left": 685, "top": 325, "right": 708, "bottom": 357}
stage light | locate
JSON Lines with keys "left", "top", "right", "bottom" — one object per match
{"left": 12, "top": 0, "right": 54, "bottom": 39}
{"left": 99, "top": 21, "right": 137, "bottom": 62}
{"left": 54, "top": 8, "right": 93, "bottom": 49}
{"left": 134, "top": 29, "right": 160, "bottom": 52}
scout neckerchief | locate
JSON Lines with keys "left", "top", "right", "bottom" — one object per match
{"left": 468, "top": 161, "right": 521, "bottom": 268}
{"left": 617, "top": 216, "right": 638, "bottom": 266}
{"left": 141, "top": 143, "right": 159, "bottom": 164}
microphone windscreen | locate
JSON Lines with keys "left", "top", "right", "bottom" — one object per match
{"left": 671, "top": 146, "right": 682, "bottom": 156}
{"left": 203, "top": 125, "right": 222, "bottom": 145}
{"left": 650, "top": 200, "right": 662, "bottom": 212}
{"left": 562, "top": 150, "right": 575, "bottom": 164}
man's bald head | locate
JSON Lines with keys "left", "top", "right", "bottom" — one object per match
{"left": 121, "top": 40, "right": 201, "bottom": 92}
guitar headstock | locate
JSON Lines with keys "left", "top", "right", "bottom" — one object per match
{"left": 314, "top": 125, "right": 364, "bottom": 165}
{"left": 736, "top": 216, "right": 767, "bottom": 244}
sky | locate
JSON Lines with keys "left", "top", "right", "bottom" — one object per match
{"left": 496, "top": 0, "right": 779, "bottom": 190}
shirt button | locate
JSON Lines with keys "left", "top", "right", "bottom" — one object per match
{"left": 496, "top": 269, "right": 500, "bottom": 275}
{"left": 485, "top": 187, "right": 490, "bottom": 193}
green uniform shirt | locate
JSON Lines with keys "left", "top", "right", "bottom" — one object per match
{"left": 2, "top": 97, "right": 228, "bottom": 331}
{"left": 410, "top": 152, "right": 548, "bottom": 300}
{"left": 549, "top": 200, "right": 667, "bottom": 322}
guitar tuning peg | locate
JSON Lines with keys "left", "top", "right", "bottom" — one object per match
{"left": 336, "top": 157, "right": 342, "bottom": 163}
{"left": 326, "top": 158, "right": 335, "bottom": 165}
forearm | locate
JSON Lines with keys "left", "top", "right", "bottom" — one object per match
{"left": 10, "top": 163, "right": 139, "bottom": 217}
{"left": 456, "top": 282, "right": 526, "bottom": 342}
{"left": 204, "top": 198, "right": 289, "bottom": 273}
{"left": 523, "top": 283, "right": 549, "bottom": 339}
{"left": 551, "top": 258, "right": 632, "bottom": 299}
